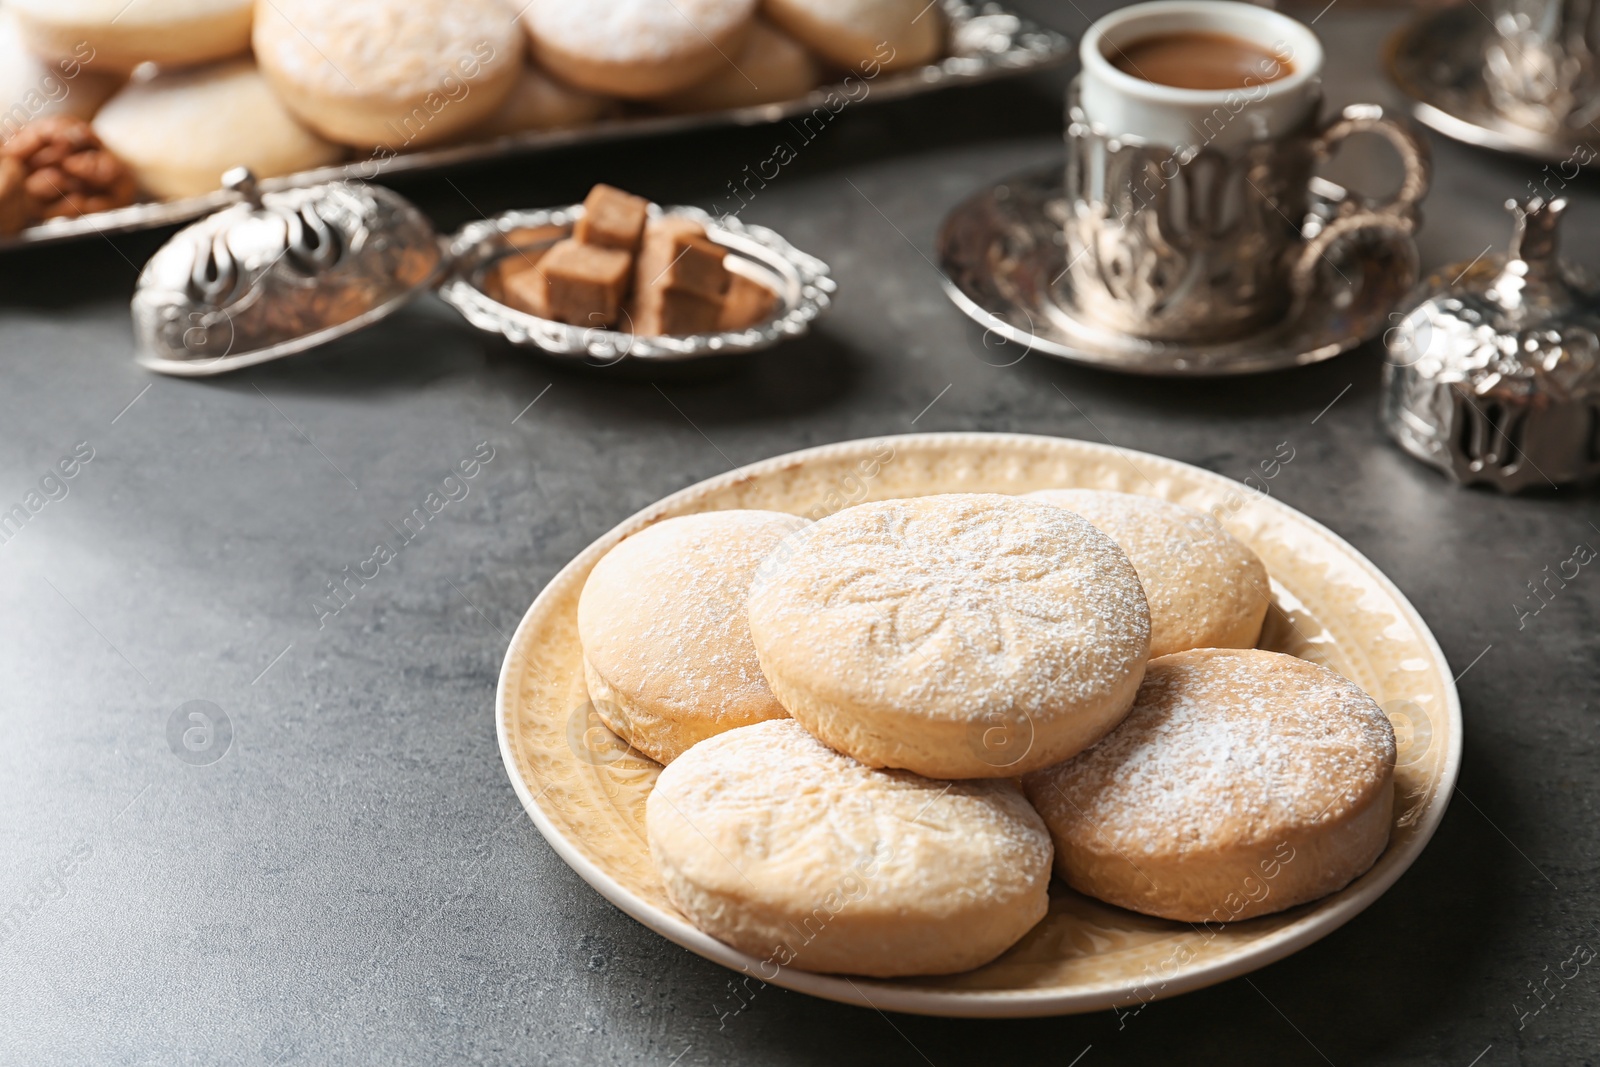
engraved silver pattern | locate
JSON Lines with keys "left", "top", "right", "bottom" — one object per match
{"left": 1062, "top": 84, "right": 1430, "bottom": 343}
{"left": 1063, "top": 113, "right": 1314, "bottom": 341}
{"left": 131, "top": 169, "right": 443, "bottom": 376}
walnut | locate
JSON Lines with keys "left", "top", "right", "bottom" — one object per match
{"left": 0, "top": 115, "right": 136, "bottom": 221}
{"left": 0, "top": 157, "right": 26, "bottom": 236}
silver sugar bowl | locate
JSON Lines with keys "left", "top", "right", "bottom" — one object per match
{"left": 1382, "top": 197, "right": 1600, "bottom": 491}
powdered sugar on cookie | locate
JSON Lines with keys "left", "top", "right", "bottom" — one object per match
{"left": 257, "top": 0, "right": 521, "bottom": 99}
{"left": 1029, "top": 489, "right": 1270, "bottom": 657}
{"left": 523, "top": 0, "right": 757, "bottom": 64}
{"left": 647, "top": 719, "right": 1053, "bottom": 976}
{"left": 752, "top": 494, "right": 1149, "bottom": 723}
{"left": 1029, "top": 649, "right": 1396, "bottom": 857}
{"left": 748, "top": 493, "right": 1152, "bottom": 778}
{"left": 579, "top": 509, "right": 808, "bottom": 763}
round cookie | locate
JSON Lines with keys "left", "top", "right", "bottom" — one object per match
{"left": 761, "top": 0, "right": 942, "bottom": 75}
{"left": 1023, "top": 649, "right": 1397, "bottom": 923}
{"left": 254, "top": 0, "right": 524, "bottom": 150}
{"left": 647, "top": 718, "right": 1052, "bottom": 976}
{"left": 0, "top": 12, "right": 122, "bottom": 132}
{"left": 1028, "top": 489, "right": 1270, "bottom": 658}
{"left": 93, "top": 60, "right": 344, "bottom": 199}
{"left": 9, "top": 0, "right": 252, "bottom": 75}
{"left": 522, "top": 0, "right": 758, "bottom": 100}
{"left": 473, "top": 65, "right": 614, "bottom": 138}
{"left": 747, "top": 493, "right": 1151, "bottom": 779}
{"left": 578, "top": 509, "right": 809, "bottom": 765}
{"left": 654, "top": 20, "right": 820, "bottom": 113}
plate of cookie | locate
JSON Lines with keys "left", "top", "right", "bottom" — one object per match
{"left": 496, "top": 432, "right": 1460, "bottom": 1017}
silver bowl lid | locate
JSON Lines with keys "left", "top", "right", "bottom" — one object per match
{"left": 132, "top": 168, "right": 442, "bottom": 377}
{"left": 1382, "top": 197, "right": 1600, "bottom": 490}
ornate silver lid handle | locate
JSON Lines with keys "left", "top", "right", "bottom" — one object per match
{"left": 1489, "top": 196, "right": 1585, "bottom": 315}
{"left": 1505, "top": 195, "right": 1566, "bottom": 269}
{"left": 221, "top": 167, "right": 263, "bottom": 209}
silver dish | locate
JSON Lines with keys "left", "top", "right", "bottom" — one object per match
{"left": 0, "top": 0, "right": 1069, "bottom": 254}
{"left": 438, "top": 205, "right": 834, "bottom": 365}
{"left": 936, "top": 163, "right": 1421, "bottom": 377}
{"left": 1386, "top": 4, "right": 1599, "bottom": 164}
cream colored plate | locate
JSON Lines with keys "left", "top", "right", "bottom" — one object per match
{"left": 495, "top": 433, "right": 1461, "bottom": 1018}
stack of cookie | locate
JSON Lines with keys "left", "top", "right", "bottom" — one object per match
{"left": 578, "top": 491, "right": 1398, "bottom": 977}
{"left": 0, "top": 0, "right": 947, "bottom": 217}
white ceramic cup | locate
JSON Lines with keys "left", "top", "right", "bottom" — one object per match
{"left": 1079, "top": 0, "right": 1325, "bottom": 151}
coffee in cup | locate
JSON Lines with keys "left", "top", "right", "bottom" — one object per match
{"left": 1108, "top": 30, "right": 1294, "bottom": 91}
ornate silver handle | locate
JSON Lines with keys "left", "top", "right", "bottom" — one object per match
{"left": 1291, "top": 104, "right": 1432, "bottom": 299}
{"left": 1313, "top": 104, "right": 1432, "bottom": 218}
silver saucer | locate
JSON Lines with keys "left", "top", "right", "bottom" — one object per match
{"left": 1386, "top": 4, "right": 1596, "bottom": 164}
{"left": 936, "top": 163, "right": 1420, "bottom": 377}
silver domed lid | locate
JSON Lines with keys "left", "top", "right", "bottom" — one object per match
{"left": 132, "top": 168, "right": 442, "bottom": 376}
{"left": 1382, "top": 196, "right": 1600, "bottom": 491}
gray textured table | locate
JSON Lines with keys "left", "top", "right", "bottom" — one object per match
{"left": 2, "top": 4, "right": 1596, "bottom": 1065}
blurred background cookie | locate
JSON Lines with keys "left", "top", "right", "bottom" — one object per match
{"left": 762, "top": 0, "right": 942, "bottom": 74}
{"left": 654, "top": 20, "right": 820, "bottom": 113}
{"left": 9, "top": 0, "right": 253, "bottom": 75}
{"left": 522, "top": 0, "right": 758, "bottom": 100}
{"left": 472, "top": 64, "right": 614, "bottom": 139}
{"left": 254, "top": 0, "right": 524, "bottom": 149}
{"left": 93, "top": 59, "right": 344, "bottom": 199}
{"left": 0, "top": 11, "right": 121, "bottom": 134}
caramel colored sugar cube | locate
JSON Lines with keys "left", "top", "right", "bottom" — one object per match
{"left": 632, "top": 284, "right": 723, "bottom": 337}
{"left": 718, "top": 272, "right": 777, "bottom": 331}
{"left": 636, "top": 217, "right": 730, "bottom": 301}
{"left": 574, "top": 184, "right": 649, "bottom": 253}
{"left": 515, "top": 238, "right": 632, "bottom": 328}
{"left": 503, "top": 224, "right": 564, "bottom": 250}
{"left": 493, "top": 246, "right": 550, "bottom": 306}
{"left": 500, "top": 258, "right": 551, "bottom": 319}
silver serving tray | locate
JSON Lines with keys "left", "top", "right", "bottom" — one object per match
{"left": 0, "top": 0, "right": 1069, "bottom": 253}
